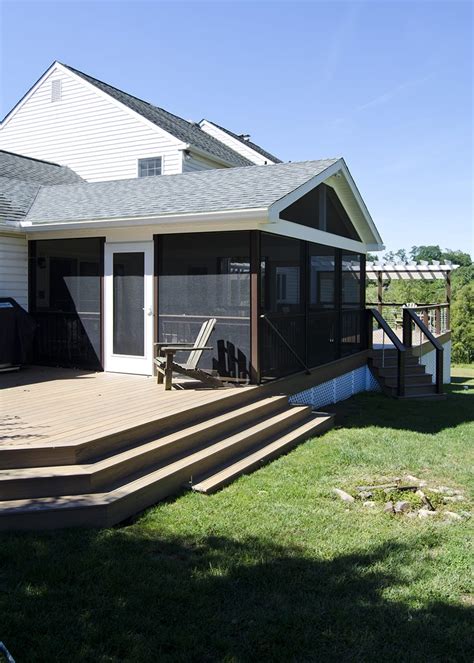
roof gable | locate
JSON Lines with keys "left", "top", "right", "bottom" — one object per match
{"left": 60, "top": 64, "right": 254, "bottom": 168}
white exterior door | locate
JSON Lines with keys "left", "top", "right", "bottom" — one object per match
{"left": 104, "top": 242, "right": 154, "bottom": 375}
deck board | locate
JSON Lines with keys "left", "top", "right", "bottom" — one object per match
{"left": 1, "top": 367, "right": 252, "bottom": 448}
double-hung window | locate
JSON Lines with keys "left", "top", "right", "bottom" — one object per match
{"left": 138, "top": 157, "right": 162, "bottom": 177}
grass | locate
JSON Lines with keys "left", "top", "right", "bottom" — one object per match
{"left": 0, "top": 373, "right": 473, "bottom": 662}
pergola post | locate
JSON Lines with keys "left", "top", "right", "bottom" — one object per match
{"left": 445, "top": 271, "right": 451, "bottom": 330}
{"left": 377, "top": 270, "right": 383, "bottom": 315}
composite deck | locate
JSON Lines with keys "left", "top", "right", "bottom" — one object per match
{"left": 0, "top": 367, "right": 251, "bottom": 450}
{"left": 0, "top": 367, "right": 333, "bottom": 529}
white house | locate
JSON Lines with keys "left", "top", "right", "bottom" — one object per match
{"left": 0, "top": 61, "right": 280, "bottom": 182}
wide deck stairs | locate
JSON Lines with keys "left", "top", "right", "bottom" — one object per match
{"left": 0, "top": 389, "right": 333, "bottom": 530}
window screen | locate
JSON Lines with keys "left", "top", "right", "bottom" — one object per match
{"left": 158, "top": 232, "right": 251, "bottom": 380}
{"left": 30, "top": 238, "right": 103, "bottom": 369}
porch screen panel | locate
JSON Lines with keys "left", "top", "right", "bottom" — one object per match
{"left": 341, "top": 252, "right": 363, "bottom": 356}
{"left": 113, "top": 252, "right": 144, "bottom": 356}
{"left": 308, "top": 243, "right": 338, "bottom": 367}
{"left": 30, "top": 238, "right": 102, "bottom": 369}
{"left": 158, "top": 232, "right": 250, "bottom": 380}
{"left": 260, "top": 234, "right": 305, "bottom": 379}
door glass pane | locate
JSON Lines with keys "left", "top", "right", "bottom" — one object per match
{"left": 113, "top": 252, "right": 144, "bottom": 356}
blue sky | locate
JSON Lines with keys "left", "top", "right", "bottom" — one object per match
{"left": 0, "top": 0, "right": 472, "bottom": 256}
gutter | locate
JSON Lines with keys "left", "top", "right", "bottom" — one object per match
{"left": 19, "top": 206, "right": 270, "bottom": 232}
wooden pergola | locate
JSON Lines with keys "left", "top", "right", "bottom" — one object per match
{"left": 366, "top": 261, "right": 459, "bottom": 330}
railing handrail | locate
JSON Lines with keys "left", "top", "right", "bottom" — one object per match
{"left": 368, "top": 308, "right": 406, "bottom": 352}
{"left": 260, "top": 314, "right": 311, "bottom": 375}
{"left": 403, "top": 308, "right": 444, "bottom": 351}
{"left": 403, "top": 308, "right": 444, "bottom": 394}
{"left": 366, "top": 308, "right": 406, "bottom": 397}
{"left": 366, "top": 302, "right": 449, "bottom": 309}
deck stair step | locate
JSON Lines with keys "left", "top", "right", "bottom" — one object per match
{"left": 191, "top": 413, "right": 333, "bottom": 494}
{"left": 0, "top": 395, "right": 333, "bottom": 530}
{"left": 0, "top": 385, "right": 260, "bottom": 471}
{"left": 370, "top": 345, "right": 443, "bottom": 400}
{"left": 0, "top": 396, "right": 291, "bottom": 501}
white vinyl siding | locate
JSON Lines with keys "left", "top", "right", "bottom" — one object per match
{"left": 0, "top": 234, "right": 28, "bottom": 309}
{"left": 199, "top": 121, "right": 276, "bottom": 166}
{"left": 0, "top": 67, "right": 184, "bottom": 182}
{"left": 182, "top": 152, "right": 227, "bottom": 172}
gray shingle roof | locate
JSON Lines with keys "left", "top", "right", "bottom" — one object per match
{"left": 0, "top": 149, "right": 84, "bottom": 185}
{"left": 0, "top": 177, "right": 41, "bottom": 223}
{"left": 0, "top": 150, "right": 84, "bottom": 224}
{"left": 202, "top": 120, "right": 282, "bottom": 163}
{"left": 62, "top": 64, "right": 254, "bottom": 168}
{"left": 26, "top": 159, "right": 339, "bottom": 224}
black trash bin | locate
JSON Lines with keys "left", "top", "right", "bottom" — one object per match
{"left": 0, "top": 298, "right": 36, "bottom": 371}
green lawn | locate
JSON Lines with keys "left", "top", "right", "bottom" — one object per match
{"left": 0, "top": 373, "right": 473, "bottom": 662}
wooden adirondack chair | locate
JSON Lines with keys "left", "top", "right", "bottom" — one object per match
{"left": 154, "top": 318, "right": 223, "bottom": 390}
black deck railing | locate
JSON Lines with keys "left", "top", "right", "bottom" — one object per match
{"left": 403, "top": 308, "right": 444, "bottom": 394}
{"left": 366, "top": 308, "right": 406, "bottom": 397}
{"left": 260, "top": 314, "right": 311, "bottom": 375}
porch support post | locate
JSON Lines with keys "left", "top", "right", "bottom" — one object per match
{"left": 250, "top": 230, "right": 261, "bottom": 384}
{"left": 28, "top": 240, "right": 36, "bottom": 315}
{"left": 360, "top": 254, "right": 367, "bottom": 348}
{"left": 335, "top": 249, "right": 342, "bottom": 359}
{"left": 445, "top": 271, "right": 451, "bottom": 330}
{"left": 99, "top": 237, "right": 105, "bottom": 369}
{"left": 153, "top": 235, "right": 160, "bottom": 374}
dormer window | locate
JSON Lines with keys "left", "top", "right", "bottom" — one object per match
{"left": 138, "top": 157, "right": 162, "bottom": 177}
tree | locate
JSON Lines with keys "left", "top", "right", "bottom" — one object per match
{"left": 382, "top": 248, "right": 409, "bottom": 264}
{"left": 442, "top": 249, "right": 472, "bottom": 267}
{"left": 451, "top": 282, "right": 474, "bottom": 363}
{"left": 410, "top": 245, "right": 443, "bottom": 262}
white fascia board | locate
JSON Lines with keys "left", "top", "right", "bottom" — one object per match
{"left": 261, "top": 219, "right": 369, "bottom": 253}
{"left": 20, "top": 207, "right": 269, "bottom": 233}
{"left": 0, "top": 61, "right": 59, "bottom": 129}
{"left": 337, "top": 160, "right": 384, "bottom": 247}
{"left": 199, "top": 120, "right": 275, "bottom": 165}
{"left": 268, "top": 159, "right": 344, "bottom": 221}
{"left": 55, "top": 64, "right": 187, "bottom": 149}
{"left": 268, "top": 158, "right": 384, "bottom": 250}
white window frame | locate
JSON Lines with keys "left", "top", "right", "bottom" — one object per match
{"left": 137, "top": 156, "right": 163, "bottom": 178}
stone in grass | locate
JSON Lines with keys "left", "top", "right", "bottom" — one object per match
{"left": 363, "top": 501, "right": 376, "bottom": 508}
{"left": 359, "top": 490, "right": 373, "bottom": 500}
{"left": 436, "top": 486, "right": 456, "bottom": 496}
{"left": 405, "top": 474, "right": 427, "bottom": 487}
{"left": 443, "top": 495, "right": 465, "bottom": 503}
{"left": 384, "top": 501, "right": 395, "bottom": 513}
{"left": 418, "top": 508, "right": 437, "bottom": 518}
{"left": 444, "top": 511, "right": 463, "bottom": 522}
{"left": 394, "top": 501, "right": 411, "bottom": 514}
{"left": 333, "top": 488, "right": 355, "bottom": 503}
